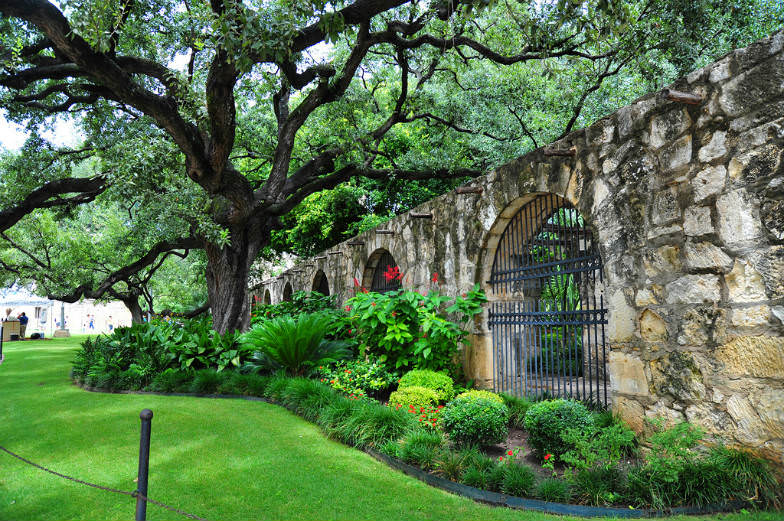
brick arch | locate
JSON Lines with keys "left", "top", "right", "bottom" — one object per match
{"left": 263, "top": 288, "right": 271, "bottom": 305}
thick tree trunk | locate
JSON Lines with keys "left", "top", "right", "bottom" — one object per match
{"left": 120, "top": 295, "right": 144, "bottom": 324}
{"left": 205, "top": 228, "right": 264, "bottom": 334}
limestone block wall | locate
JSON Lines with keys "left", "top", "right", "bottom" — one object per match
{"left": 254, "top": 31, "right": 784, "bottom": 465}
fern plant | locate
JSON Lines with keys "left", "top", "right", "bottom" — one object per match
{"left": 240, "top": 313, "right": 352, "bottom": 376}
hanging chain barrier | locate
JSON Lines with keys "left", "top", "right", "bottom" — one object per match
{"left": 0, "top": 409, "right": 208, "bottom": 521}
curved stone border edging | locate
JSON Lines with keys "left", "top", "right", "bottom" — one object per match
{"left": 77, "top": 384, "right": 750, "bottom": 518}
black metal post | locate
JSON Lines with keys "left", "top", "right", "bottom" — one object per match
{"left": 135, "top": 409, "right": 153, "bottom": 521}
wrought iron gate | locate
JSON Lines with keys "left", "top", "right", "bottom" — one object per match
{"left": 369, "top": 251, "right": 401, "bottom": 293}
{"left": 488, "top": 193, "right": 608, "bottom": 407}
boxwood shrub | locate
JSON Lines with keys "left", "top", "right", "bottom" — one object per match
{"left": 398, "top": 369, "right": 454, "bottom": 402}
{"left": 455, "top": 389, "right": 504, "bottom": 405}
{"left": 388, "top": 386, "right": 439, "bottom": 409}
{"left": 524, "top": 399, "right": 594, "bottom": 458}
{"left": 441, "top": 396, "right": 509, "bottom": 447}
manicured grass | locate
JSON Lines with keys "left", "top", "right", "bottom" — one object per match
{"left": 1, "top": 337, "right": 782, "bottom": 521}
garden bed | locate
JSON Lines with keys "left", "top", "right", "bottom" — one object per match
{"left": 75, "top": 381, "right": 752, "bottom": 519}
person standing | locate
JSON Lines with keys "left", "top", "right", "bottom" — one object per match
{"left": 17, "top": 312, "right": 28, "bottom": 339}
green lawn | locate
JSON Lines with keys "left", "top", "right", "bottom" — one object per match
{"left": 1, "top": 337, "right": 782, "bottom": 521}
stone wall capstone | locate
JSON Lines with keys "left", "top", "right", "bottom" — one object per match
{"left": 254, "top": 31, "right": 784, "bottom": 467}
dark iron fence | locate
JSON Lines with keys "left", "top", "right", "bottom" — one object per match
{"left": 488, "top": 193, "right": 608, "bottom": 408}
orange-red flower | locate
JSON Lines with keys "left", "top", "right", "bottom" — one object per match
{"left": 544, "top": 453, "right": 552, "bottom": 461}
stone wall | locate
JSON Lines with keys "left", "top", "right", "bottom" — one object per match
{"left": 254, "top": 31, "right": 784, "bottom": 466}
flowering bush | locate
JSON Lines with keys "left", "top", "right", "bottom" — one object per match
{"left": 316, "top": 357, "right": 397, "bottom": 398}
{"left": 345, "top": 277, "right": 486, "bottom": 375}
{"left": 441, "top": 395, "right": 509, "bottom": 447}
{"left": 393, "top": 402, "right": 444, "bottom": 429}
{"left": 398, "top": 369, "right": 454, "bottom": 402}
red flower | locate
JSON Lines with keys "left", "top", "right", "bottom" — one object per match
{"left": 348, "top": 329, "right": 353, "bottom": 335}
{"left": 498, "top": 456, "right": 504, "bottom": 462}
{"left": 383, "top": 265, "right": 402, "bottom": 282}
{"left": 391, "top": 311, "right": 397, "bottom": 318}
{"left": 361, "top": 287, "right": 368, "bottom": 294}
{"left": 507, "top": 450, "right": 514, "bottom": 456}
{"left": 353, "top": 277, "right": 360, "bottom": 287}
{"left": 462, "top": 293, "right": 467, "bottom": 298}
{"left": 544, "top": 454, "right": 552, "bottom": 461}
{"left": 371, "top": 302, "right": 376, "bottom": 307}
{"left": 344, "top": 305, "right": 351, "bottom": 312}
{"left": 431, "top": 272, "right": 439, "bottom": 283}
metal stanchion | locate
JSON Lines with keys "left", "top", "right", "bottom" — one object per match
{"left": 135, "top": 409, "right": 153, "bottom": 521}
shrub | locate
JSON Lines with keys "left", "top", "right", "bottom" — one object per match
{"left": 149, "top": 368, "right": 192, "bottom": 392}
{"left": 317, "top": 396, "right": 358, "bottom": 437}
{"left": 189, "top": 370, "right": 224, "bottom": 394}
{"left": 399, "top": 370, "right": 454, "bottom": 402}
{"left": 536, "top": 478, "right": 572, "bottom": 503}
{"left": 561, "top": 422, "right": 636, "bottom": 471}
{"left": 455, "top": 389, "right": 503, "bottom": 405}
{"left": 441, "top": 396, "right": 509, "bottom": 447}
{"left": 280, "top": 378, "right": 324, "bottom": 413}
{"left": 316, "top": 357, "right": 397, "bottom": 398}
{"left": 297, "top": 384, "right": 339, "bottom": 422}
{"left": 378, "top": 440, "right": 401, "bottom": 458}
{"left": 345, "top": 283, "right": 486, "bottom": 374}
{"left": 501, "top": 393, "right": 534, "bottom": 429}
{"left": 240, "top": 313, "right": 352, "bottom": 376}
{"left": 502, "top": 463, "right": 536, "bottom": 497}
{"left": 388, "top": 386, "right": 439, "bottom": 409}
{"left": 401, "top": 441, "right": 441, "bottom": 471}
{"left": 524, "top": 399, "right": 594, "bottom": 458}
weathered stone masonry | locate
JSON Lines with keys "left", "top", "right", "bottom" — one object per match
{"left": 256, "top": 32, "right": 784, "bottom": 465}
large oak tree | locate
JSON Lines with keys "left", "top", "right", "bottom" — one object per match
{"left": 1, "top": 0, "right": 777, "bottom": 332}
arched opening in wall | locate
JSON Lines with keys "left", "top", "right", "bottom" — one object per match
{"left": 263, "top": 289, "right": 271, "bottom": 305}
{"left": 283, "top": 282, "right": 293, "bottom": 302}
{"left": 488, "top": 193, "right": 608, "bottom": 407}
{"left": 312, "top": 270, "right": 330, "bottom": 296}
{"left": 362, "top": 249, "right": 401, "bottom": 293}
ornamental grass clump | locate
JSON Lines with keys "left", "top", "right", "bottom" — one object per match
{"left": 400, "top": 430, "right": 444, "bottom": 469}
{"left": 524, "top": 399, "right": 594, "bottom": 458}
{"left": 536, "top": 478, "right": 572, "bottom": 503}
{"left": 502, "top": 462, "right": 536, "bottom": 497}
{"left": 189, "top": 369, "right": 224, "bottom": 394}
{"left": 336, "top": 401, "right": 416, "bottom": 448}
{"left": 149, "top": 368, "right": 192, "bottom": 392}
{"left": 398, "top": 370, "right": 455, "bottom": 402}
{"left": 500, "top": 393, "right": 534, "bottom": 429}
{"left": 441, "top": 396, "right": 509, "bottom": 447}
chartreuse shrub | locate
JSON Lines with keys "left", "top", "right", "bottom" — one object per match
{"left": 388, "top": 386, "right": 439, "bottom": 409}
{"left": 455, "top": 389, "right": 503, "bottom": 405}
{"left": 240, "top": 313, "right": 353, "bottom": 376}
{"left": 441, "top": 396, "right": 509, "bottom": 447}
{"left": 524, "top": 399, "right": 594, "bottom": 458}
{"left": 399, "top": 370, "right": 454, "bottom": 402}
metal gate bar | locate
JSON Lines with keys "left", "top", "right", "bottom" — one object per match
{"left": 489, "top": 193, "right": 608, "bottom": 408}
